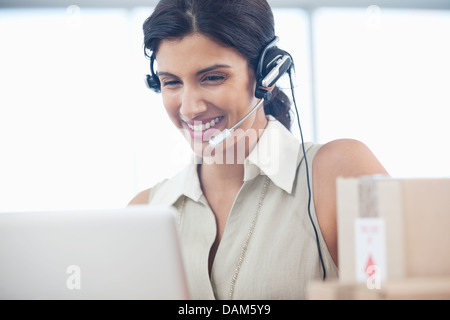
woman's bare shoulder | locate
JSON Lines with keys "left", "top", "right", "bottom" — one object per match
{"left": 315, "top": 138, "right": 388, "bottom": 178}
{"left": 128, "top": 188, "right": 151, "bottom": 206}
{"left": 311, "top": 139, "right": 388, "bottom": 267}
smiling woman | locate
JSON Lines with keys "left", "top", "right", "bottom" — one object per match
{"left": 142, "top": 0, "right": 293, "bottom": 132}
{"left": 0, "top": 5, "right": 312, "bottom": 213}
{"left": 155, "top": 33, "right": 264, "bottom": 156}
{"left": 129, "top": 0, "right": 387, "bottom": 300}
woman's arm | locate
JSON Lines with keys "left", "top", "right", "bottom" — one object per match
{"left": 128, "top": 188, "right": 151, "bottom": 206}
{"left": 312, "top": 139, "right": 389, "bottom": 267}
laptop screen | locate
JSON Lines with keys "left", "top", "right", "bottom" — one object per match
{"left": 0, "top": 205, "right": 190, "bottom": 300}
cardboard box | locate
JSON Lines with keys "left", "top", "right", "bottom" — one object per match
{"left": 307, "top": 277, "right": 450, "bottom": 300}
{"left": 336, "top": 176, "right": 450, "bottom": 283}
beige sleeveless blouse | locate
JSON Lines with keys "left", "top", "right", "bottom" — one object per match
{"left": 148, "top": 116, "right": 339, "bottom": 299}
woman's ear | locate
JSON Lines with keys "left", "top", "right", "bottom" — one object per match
{"left": 267, "top": 84, "right": 276, "bottom": 92}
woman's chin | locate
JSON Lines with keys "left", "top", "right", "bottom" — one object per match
{"left": 180, "top": 127, "right": 223, "bottom": 159}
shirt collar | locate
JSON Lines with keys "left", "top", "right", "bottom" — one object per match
{"left": 150, "top": 162, "right": 202, "bottom": 207}
{"left": 244, "top": 115, "right": 308, "bottom": 194}
{"left": 157, "top": 116, "right": 309, "bottom": 206}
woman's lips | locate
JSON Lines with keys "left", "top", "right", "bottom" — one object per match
{"left": 182, "top": 116, "right": 225, "bottom": 141}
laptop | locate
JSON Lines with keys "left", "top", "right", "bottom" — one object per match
{"left": 0, "top": 205, "right": 190, "bottom": 300}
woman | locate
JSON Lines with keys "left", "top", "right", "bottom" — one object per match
{"left": 130, "top": 0, "right": 388, "bottom": 299}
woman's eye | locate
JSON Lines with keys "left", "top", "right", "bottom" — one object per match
{"left": 162, "top": 80, "right": 181, "bottom": 87}
{"left": 203, "top": 75, "right": 226, "bottom": 83}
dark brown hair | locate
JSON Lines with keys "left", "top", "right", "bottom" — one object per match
{"left": 143, "top": 0, "right": 292, "bottom": 129}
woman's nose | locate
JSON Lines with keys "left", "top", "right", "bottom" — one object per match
{"left": 179, "top": 84, "right": 207, "bottom": 119}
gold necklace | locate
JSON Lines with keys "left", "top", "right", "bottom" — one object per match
{"left": 178, "top": 175, "right": 271, "bottom": 300}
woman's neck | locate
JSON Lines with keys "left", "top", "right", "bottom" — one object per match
{"left": 199, "top": 161, "right": 245, "bottom": 193}
{"left": 199, "top": 110, "right": 268, "bottom": 194}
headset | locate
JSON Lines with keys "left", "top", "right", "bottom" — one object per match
{"left": 145, "top": 36, "right": 291, "bottom": 101}
{"left": 145, "top": 37, "right": 327, "bottom": 280}
{"left": 146, "top": 53, "right": 161, "bottom": 93}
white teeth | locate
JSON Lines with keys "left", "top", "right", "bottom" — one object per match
{"left": 187, "top": 117, "right": 222, "bottom": 132}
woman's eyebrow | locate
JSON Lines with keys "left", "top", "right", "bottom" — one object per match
{"left": 156, "top": 71, "right": 178, "bottom": 78}
{"left": 196, "top": 64, "right": 231, "bottom": 76}
{"left": 157, "top": 64, "right": 231, "bottom": 78}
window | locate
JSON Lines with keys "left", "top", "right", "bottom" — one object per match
{"left": 0, "top": 7, "right": 309, "bottom": 211}
{"left": 1, "top": 5, "right": 449, "bottom": 211}
{"left": 314, "top": 8, "right": 450, "bottom": 177}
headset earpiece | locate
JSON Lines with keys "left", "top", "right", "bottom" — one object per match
{"left": 145, "top": 54, "right": 161, "bottom": 93}
{"left": 255, "top": 37, "right": 293, "bottom": 100}
{"left": 146, "top": 74, "right": 161, "bottom": 93}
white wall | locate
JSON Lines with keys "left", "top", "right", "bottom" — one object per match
{"left": 0, "top": 6, "right": 449, "bottom": 212}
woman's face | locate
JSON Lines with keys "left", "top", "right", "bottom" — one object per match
{"left": 155, "top": 33, "right": 267, "bottom": 159}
